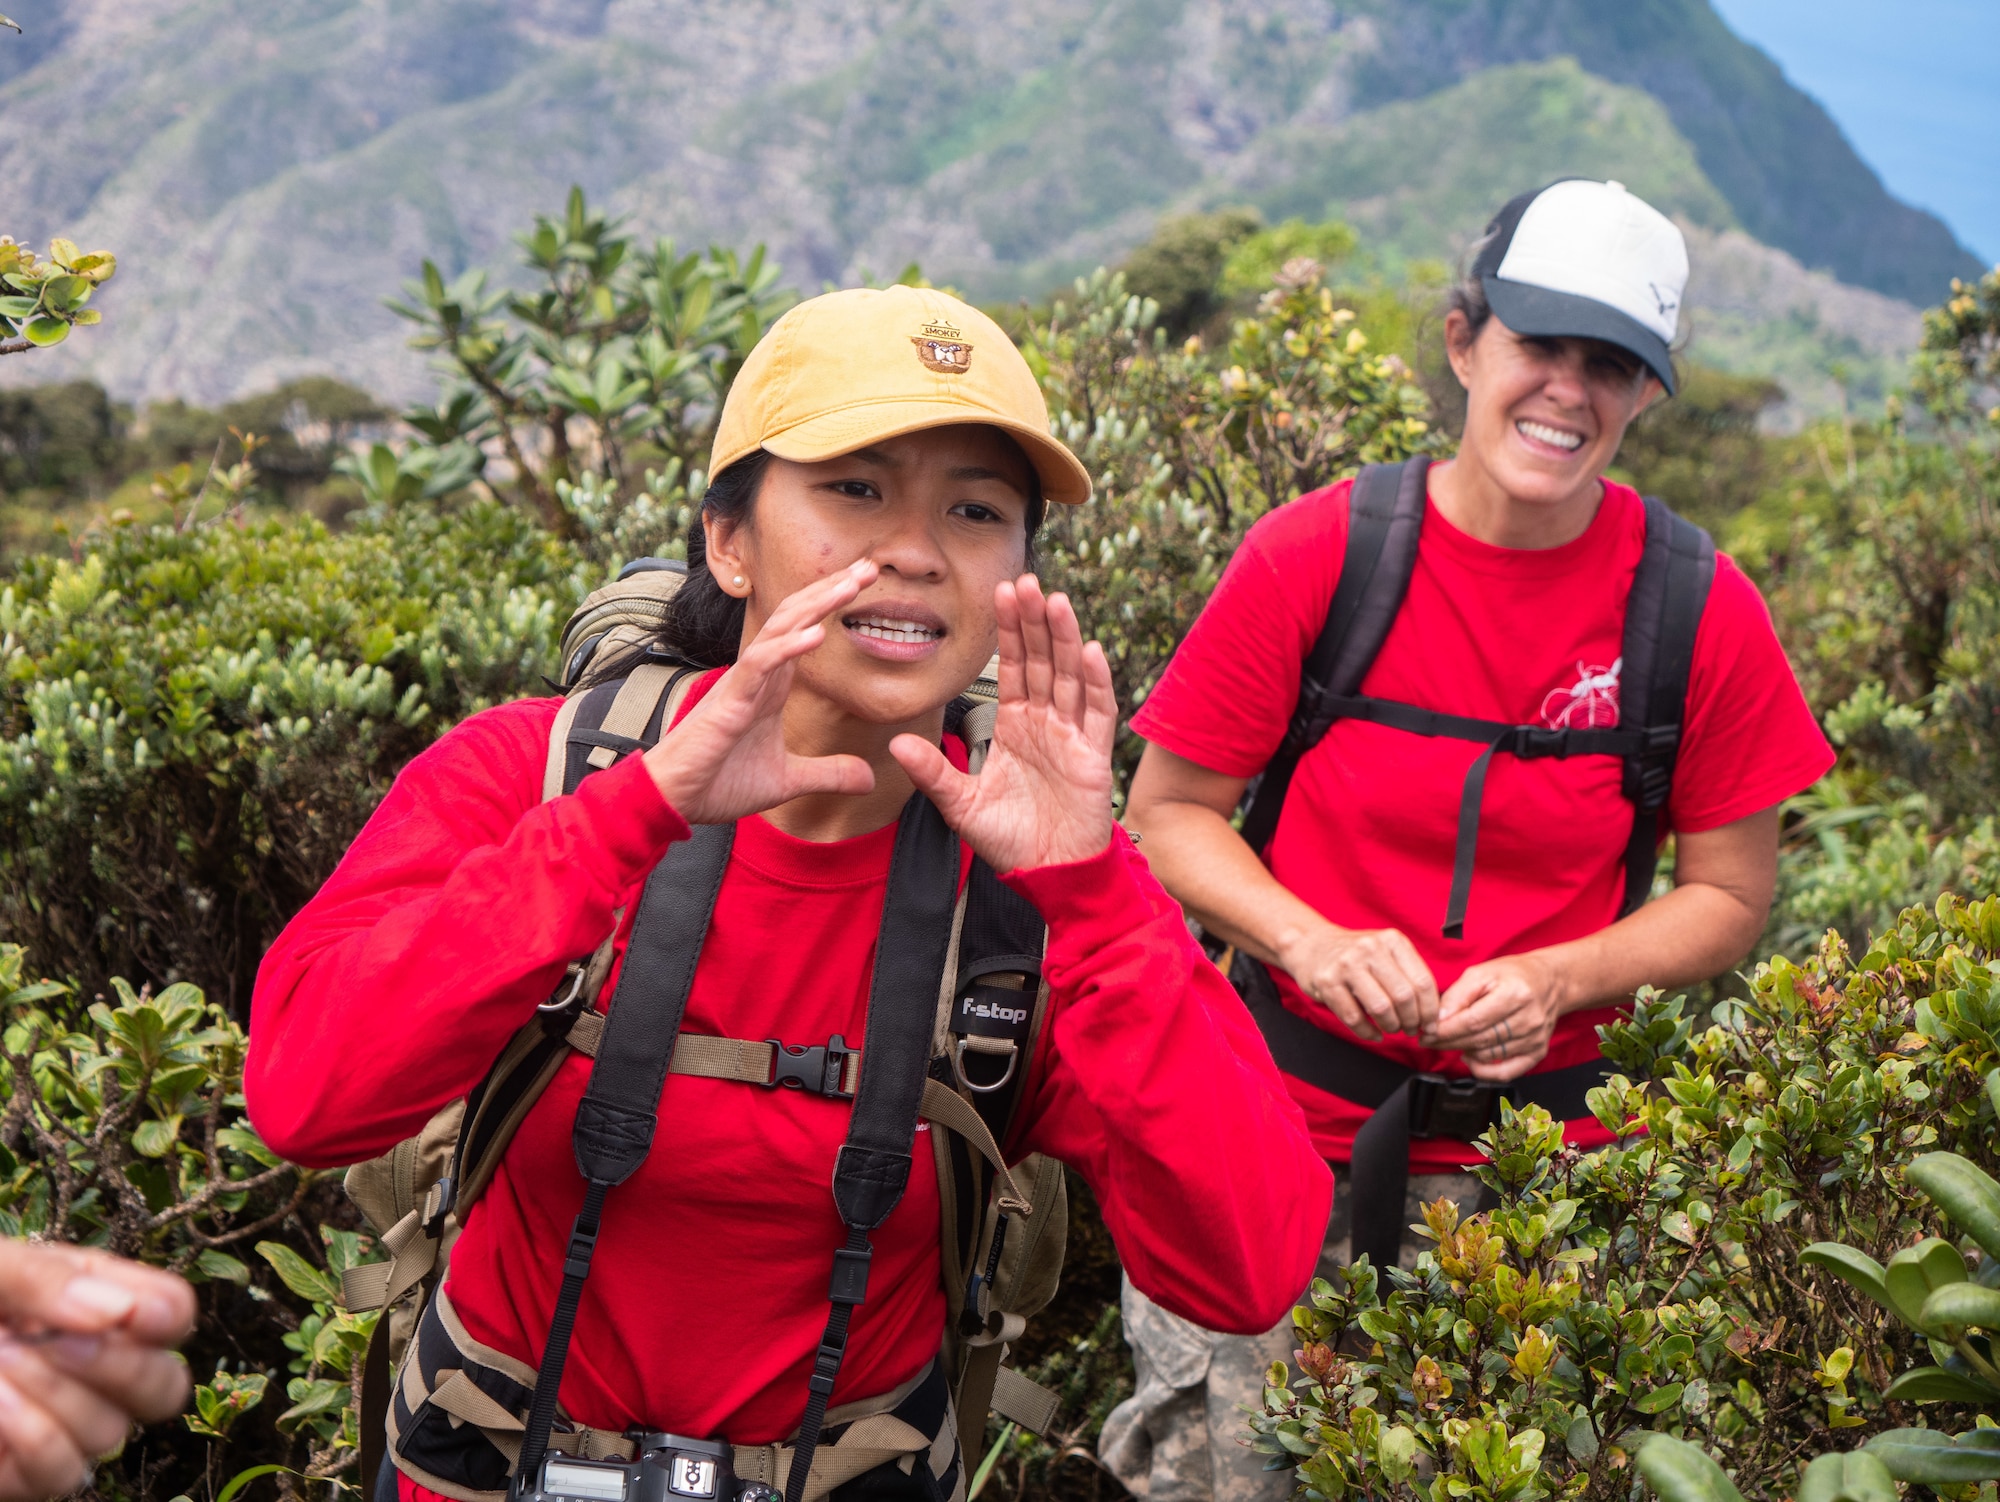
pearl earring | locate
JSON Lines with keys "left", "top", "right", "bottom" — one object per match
{"left": 731, "top": 575, "right": 746, "bottom": 590}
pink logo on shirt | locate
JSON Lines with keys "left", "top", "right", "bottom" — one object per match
{"left": 1541, "top": 658, "right": 1622, "bottom": 729}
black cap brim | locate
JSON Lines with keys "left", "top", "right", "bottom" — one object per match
{"left": 1482, "top": 275, "right": 1677, "bottom": 395}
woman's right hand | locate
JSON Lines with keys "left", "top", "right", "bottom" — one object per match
{"left": 641, "top": 561, "right": 879, "bottom": 825}
{"left": 1274, "top": 921, "right": 1440, "bottom": 1043}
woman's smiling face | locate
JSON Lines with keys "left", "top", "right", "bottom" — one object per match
{"left": 1446, "top": 309, "right": 1664, "bottom": 510}
{"left": 704, "top": 424, "right": 1037, "bottom": 727}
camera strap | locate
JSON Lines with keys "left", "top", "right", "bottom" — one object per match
{"left": 514, "top": 818, "right": 736, "bottom": 1493}
{"left": 789, "top": 793, "right": 959, "bottom": 1502}
{"left": 510, "top": 792, "right": 960, "bottom": 1502}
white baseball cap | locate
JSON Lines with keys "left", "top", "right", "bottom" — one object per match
{"left": 1471, "top": 179, "right": 1688, "bottom": 394}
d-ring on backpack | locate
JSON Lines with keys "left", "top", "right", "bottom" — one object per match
{"left": 1228, "top": 457, "right": 1714, "bottom": 1272}
{"left": 340, "top": 560, "right": 1069, "bottom": 1502}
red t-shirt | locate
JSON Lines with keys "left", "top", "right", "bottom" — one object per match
{"left": 248, "top": 673, "right": 1330, "bottom": 1456}
{"left": 1131, "top": 475, "right": 1832, "bottom": 1168}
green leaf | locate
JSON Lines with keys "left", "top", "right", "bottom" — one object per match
{"left": 255, "top": 1241, "right": 339, "bottom": 1304}
{"left": 0, "top": 296, "right": 39, "bottom": 317}
{"left": 1911, "top": 1153, "right": 2000, "bottom": 1262}
{"left": 216, "top": 1465, "right": 297, "bottom": 1502}
{"left": 1797, "top": 1452, "right": 1898, "bottom": 1502}
{"left": 1883, "top": 1367, "right": 2000, "bottom": 1403}
{"left": 1867, "top": 1429, "right": 2000, "bottom": 1483}
{"left": 1801, "top": 1243, "right": 1891, "bottom": 1309}
{"left": 195, "top": 1250, "right": 250, "bottom": 1285}
{"left": 1637, "top": 1435, "right": 1746, "bottom": 1502}
{"left": 131, "top": 1116, "right": 182, "bottom": 1158}
{"left": 1885, "top": 1238, "right": 1968, "bottom": 1332}
{"left": 1565, "top": 1415, "right": 1599, "bottom": 1463}
{"left": 1923, "top": 1281, "right": 2000, "bottom": 1336}
{"left": 23, "top": 316, "right": 68, "bottom": 346}
{"left": 1634, "top": 1381, "right": 1686, "bottom": 1414}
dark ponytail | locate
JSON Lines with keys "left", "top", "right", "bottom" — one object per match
{"left": 659, "top": 450, "right": 772, "bottom": 667}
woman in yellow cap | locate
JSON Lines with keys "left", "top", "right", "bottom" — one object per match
{"left": 246, "top": 287, "right": 1331, "bottom": 1502}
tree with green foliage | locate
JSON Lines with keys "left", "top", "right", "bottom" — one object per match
{"left": 388, "top": 187, "right": 794, "bottom": 539}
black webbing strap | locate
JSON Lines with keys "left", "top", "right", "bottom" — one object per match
{"left": 1612, "top": 497, "right": 1717, "bottom": 916}
{"left": 787, "top": 793, "right": 960, "bottom": 1502}
{"left": 1315, "top": 694, "right": 1644, "bottom": 939}
{"left": 1237, "top": 457, "right": 1429, "bottom": 856}
{"left": 513, "top": 820, "right": 736, "bottom": 1493}
{"left": 1233, "top": 956, "right": 1610, "bottom": 1270}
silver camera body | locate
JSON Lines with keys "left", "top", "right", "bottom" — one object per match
{"left": 522, "top": 1434, "right": 776, "bottom": 1502}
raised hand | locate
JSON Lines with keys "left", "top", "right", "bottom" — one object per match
{"left": 642, "top": 561, "right": 878, "bottom": 825}
{"left": 891, "top": 576, "right": 1116, "bottom": 874}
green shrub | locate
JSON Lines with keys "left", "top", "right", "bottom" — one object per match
{"left": 1255, "top": 893, "right": 2000, "bottom": 1502}
{"left": 0, "top": 942, "right": 375, "bottom": 1497}
{"left": 0, "top": 504, "right": 586, "bottom": 1008}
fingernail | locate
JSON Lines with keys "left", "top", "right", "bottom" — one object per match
{"left": 56, "top": 1275, "right": 136, "bottom": 1326}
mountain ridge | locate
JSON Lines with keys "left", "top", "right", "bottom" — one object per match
{"left": 0, "top": 0, "right": 1971, "bottom": 406}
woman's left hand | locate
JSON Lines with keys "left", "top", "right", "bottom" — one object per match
{"left": 1430, "top": 952, "right": 1571, "bottom": 1081}
{"left": 892, "top": 576, "right": 1116, "bottom": 874}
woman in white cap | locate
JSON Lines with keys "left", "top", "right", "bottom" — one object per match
{"left": 1105, "top": 180, "right": 1833, "bottom": 1502}
{"left": 247, "top": 287, "right": 1330, "bottom": 1502}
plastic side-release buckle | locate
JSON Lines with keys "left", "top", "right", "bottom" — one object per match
{"left": 763, "top": 1035, "right": 857, "bottom": 1099}
{"left": 1408, "top": 1073, "right": 1514, "bottom": 1142}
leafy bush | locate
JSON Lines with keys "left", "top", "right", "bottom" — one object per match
{"left": 0, "top": 504, "right": 584, "bottom": 1009}
{"left": 1026, "top": 260, "right": 1435, "bottom": 788}
{"left": 1736, "top": 266, "right": 2000, "bottom": 953}
{"left": 0, "top": 236, "right": 116, "bottom": 353}
{"left": 0, "top": 942, "right": 376, "bottom": 1498}
{"left": 1254, "top": 893, "right": 2000, "bottom": 1502}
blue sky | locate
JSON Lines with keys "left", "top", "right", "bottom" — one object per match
{"left": 1710, "top": 0, "right": 1998, "bottom": 265}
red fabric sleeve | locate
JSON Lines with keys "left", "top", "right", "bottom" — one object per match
{"left": 1668, "top": 555, "right": 1834, "bottom": 833}
{"left": 1128, "top": 486, "right": 1349, "bottom": 778}
{"left": 1002, "top": 833, "right": 1333, "bottom": 1334}
{"left": 245, "top": 699, "right": 689, "bottom": 1168}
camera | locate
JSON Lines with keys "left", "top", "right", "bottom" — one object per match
{"left": 519, "top": 1434, "right": 777, "bottom": 1502}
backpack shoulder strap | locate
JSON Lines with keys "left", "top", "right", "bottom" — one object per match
{"left": 1236, "top": 456, "right": 1430, "bottom": 854}
{"left": 1614, "top": 495, "right": 1717, "bottom": 916}
{"left": 544, "top": 661, "right": 699, "bottom": 801}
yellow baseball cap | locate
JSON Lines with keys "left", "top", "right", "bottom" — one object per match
{"left": 709, "top": 285, "right": 1093, "bottom": 505}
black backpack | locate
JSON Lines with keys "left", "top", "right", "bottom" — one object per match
{"left": 1236, "top": 455, "right": 1716, "bottom": 940}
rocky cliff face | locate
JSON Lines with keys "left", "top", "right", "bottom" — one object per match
{"left": 0, "top": 0, "right": 1970, "bottom": 404}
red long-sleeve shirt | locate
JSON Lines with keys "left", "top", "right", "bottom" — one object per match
{"left": 248, "top": 678, "right": 1330, "bottom": 1445}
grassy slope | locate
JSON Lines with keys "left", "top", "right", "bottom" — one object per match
{"left": 1224, "top": 57, "right": 1738, "bottom": 271}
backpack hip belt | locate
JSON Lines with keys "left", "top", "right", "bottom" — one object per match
{"left": 388, "top": 1287, "right": 958, "bottom": 1502}
{"left": 1232, "top": 953, "right": 1609, "bottom": 1270}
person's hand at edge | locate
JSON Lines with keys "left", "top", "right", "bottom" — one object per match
{"left": 642, "top": 560, "right": 879, "bottom": 824}
{"left": 0, "top": 1240, "right": 196, "bottom": 1501}
{"left": 891, "top": 576, "right": 1116, "bottom": 873}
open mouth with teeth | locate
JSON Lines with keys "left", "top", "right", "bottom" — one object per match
{"left": 843, "top": 614, "right": 945, "bottom": 644}
{"left": 1516, "top": 418, "right": 1585, "bottom": 453}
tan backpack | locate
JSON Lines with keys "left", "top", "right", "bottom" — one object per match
{"left": 342, "top": 559, "right": 1068, "bottom": 1502}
